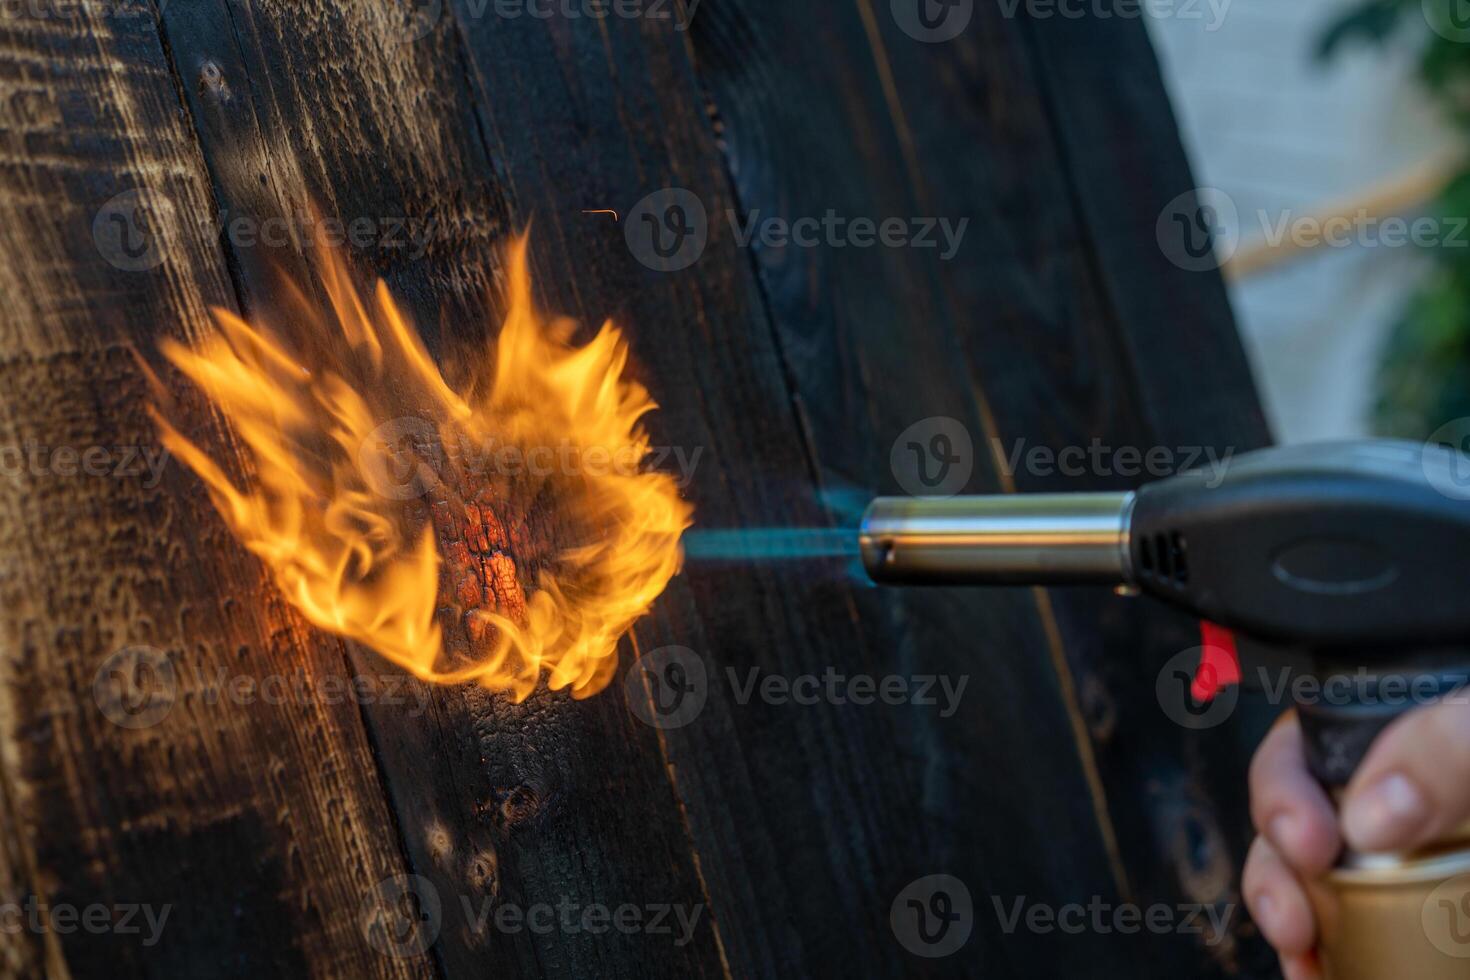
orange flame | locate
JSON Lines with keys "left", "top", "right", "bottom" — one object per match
{"left": 152, "top": 231, "right": 692, "bottom": 702}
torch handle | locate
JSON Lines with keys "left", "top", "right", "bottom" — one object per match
{"left": 1293, "top": 664, "right": 1466, "bottom": 790}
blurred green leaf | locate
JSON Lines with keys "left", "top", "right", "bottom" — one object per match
{"left": 1315, "top": 0, "right": 1470, "bottom": 438}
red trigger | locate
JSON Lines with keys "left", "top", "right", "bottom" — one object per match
{"left": 1192, "top": 621, "right": 1242, "bottom": 703}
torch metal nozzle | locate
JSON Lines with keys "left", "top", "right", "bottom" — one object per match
{"left": 860, "top": 492, "right": 1136, "bottom": 585}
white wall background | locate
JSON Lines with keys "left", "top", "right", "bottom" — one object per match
{"left": 1147, "top": 0, "right": 1452, "bottom": 442}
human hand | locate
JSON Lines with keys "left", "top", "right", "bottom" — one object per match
{"left": 1243, "top": 702, "right": 1470, "bottom": 979}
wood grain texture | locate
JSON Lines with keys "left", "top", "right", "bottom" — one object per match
{"left": 151, "top": 1, "right": 726, "bottom": 977}
{"left": 685, "top": 0, "right": 1277, "bottom": 974}
{"left": 0, "top": 4, "right": 429, "bottom": 979}
{"left": 0, "top": 0, "right": 1277, "bottom": 977}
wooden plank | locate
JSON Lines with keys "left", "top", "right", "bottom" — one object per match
{"left": 1014, "top": 10, "right": 1272, "bottom": 447}
{"left": 0, "top": 5, "right": 429, "bottom": 978}
{"left": 858, "top": 4, "right": 1277, "bottom": 973}
{"left": 685, "top": 0, "right": 1275, "bottom": 975}
{"left": 438, "top": 8, "right": 1062, "bottom": 976}
{"left": 151, "top": 2, "right": 728, "bottom": 977}
{"left": 1012, "top": 14, "right": 1280, "bottom": 974}
{"left": 676, "top": 5, "right": 1151, "bottom": 975}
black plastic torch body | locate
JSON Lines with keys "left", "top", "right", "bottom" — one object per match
{"left": 1131, "top": 440, "right": 1470, "bottom": 786}
{"left": 863, "top": 439, "right": 1470, "bottom": 789}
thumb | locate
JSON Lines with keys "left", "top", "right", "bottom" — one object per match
{"left": 1340, "top": 695, "right": 1470, "bottom": 853}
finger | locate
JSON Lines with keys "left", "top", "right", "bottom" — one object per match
{"left": 1249, "top": 711, "right": 1341, "bottom": 875}
{"left": 1281, "top": 951, "right": 1321, "bottom": 980}
{"left": 1242, "top": 834, "right": 1317, "bottom": 956}
{"left": 1342, "top": 695, "right": 1470, "bottom": 853}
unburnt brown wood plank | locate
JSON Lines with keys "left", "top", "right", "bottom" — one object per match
{"left": 0, "top": 5, "right": 429, "bottom": 978}
{"left": 152, "top": 1, "right": 726, "bottom": 976}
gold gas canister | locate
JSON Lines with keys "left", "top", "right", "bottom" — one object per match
{"left": 1314, "top": 833, "right": 1470, "bottom": 979}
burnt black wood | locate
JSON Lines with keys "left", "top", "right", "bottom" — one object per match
{"left": 151, "top": 1, "right": 726, "bottom": 977}
{"left": 684, "top": 1, "right": 1276, "bottom": 976}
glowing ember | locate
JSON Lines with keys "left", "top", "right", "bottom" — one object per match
{"left": 151, "top": 229, "right": 692, "bottom": 701}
